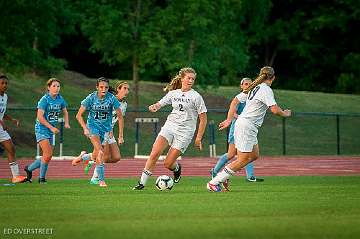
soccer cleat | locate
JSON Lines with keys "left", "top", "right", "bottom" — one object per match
{"left": 90, "top": 178, "right": 99, "bottom": 185}
{"left": 11, "top": 175, "right": 27, "bottom": 183}
{"left": 247, "top": 176, "right": 264, "bottom": 182}
{"left": 24, "top": 165, "right": 33, "bottom": 183}
{"left": 84, "top": 160, "right": 95, "bottom": 175}
{"left": 99, "top": 181, "right": 107, "bottom": 187}
{"left": 132, "top": 182, "right": 145, "bottom": 190}
{"left": 173, "top": 163, "right": 182, "bottom": 183}
{"left": 207, "top": 182, "right": 222, "bottom": 192}
{"left": 72, "top": 151, "right": 86, "bottom": 166}
{"left": 222, "top": 179, "right": 230, "bottom": 191}
{"left": 38, "top": 178, "right": 47, "bottom": 184}
{"left": 210, "top": 168, "right": 217, "bottom": 179}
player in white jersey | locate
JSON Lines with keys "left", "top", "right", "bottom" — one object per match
{"left": 72, "top": 81, "right": 128, "bottom": 185}
{"left": 133, "top": 67, "right": 207, "bottom": 190}
{"left": 0, "top": 74, "right": 27, "bottom": 183}
{"left": 207, "top": 66, "right": 291, "bottom": 192}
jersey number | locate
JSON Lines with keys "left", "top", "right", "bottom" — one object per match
{"left": 48, "top": 112, "right": 60, "bottom": 121}
{"left": 94, "top": 112, "right": 108, "bottom": 120}
{"left": 179, "top": 104, "right": 184, "bottom": 112}
{"left": 248, "top": 86, "right": 260, "bottom": 100}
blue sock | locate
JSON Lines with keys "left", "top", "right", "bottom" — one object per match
{"left": 81, "top": 153, "right": 91, "bottom": 161}
{"left": 213, "top": 153, "right": 228, "bottom": 175}
{"left": 96, "top": 164, "right": 105, "bottom": 181}
{"left": 40, "top": 162, "right": 49, "bottom": 179}
{"left": 245, "top": 162, "right": 254, "bottom": 178}
{"left": 28, "top": 158, "right": 41, "bottom": 172}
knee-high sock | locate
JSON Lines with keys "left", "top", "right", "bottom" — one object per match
{"left": 140, "top": 169, "right": 152, "bottom": 186}
{"left": 9, "top": 162, "right": 20, "bottom": 177}
{"left": 28, "top": 158, "right": 41, "bottom": 172}
{"left": 39, "top": 162, "right": 49, "bottom": 179}
{"left": 96, "top": 164, "right": 105, "bottom": 181}
{"left": 245, "top": 162, "right": 254, "bottom": 178}
{"left": 209, "top": 166, "right": 235, "bottom": 185}
{"left": 213, "top": 153, "right": 228, "bottom": 175}
{"left": 92, "top": 167, "right": 99, "bottom": 179}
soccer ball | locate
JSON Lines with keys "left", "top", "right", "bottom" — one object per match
{"left": 155, "top": 175, "right": 174, "bottom": 191}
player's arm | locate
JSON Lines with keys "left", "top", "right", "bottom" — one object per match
{"left": 76, "top": 106, "right": 90, "bottom": 137}
{"left": 195, "top": 112, "right": 207, "bottom": 151}
{"left": 116, "top": 108, "right": 124, "bottom": 144}
{"left": 3, "top": 114, "right": 20, "bottom": 127}
{"left": 149, "top": 102, "right": 161, "bottom": 112}
{"left": 62, "top": 108, "right": 70, "bottom": 128}
{"left": 37, "top": 109, "right": 59, "bottom": 134}
{"left": 269, "top": 105, "right": 291, "bottom": 117}
{"left": 219, "top": 97, "right": 240, "bottom": 130}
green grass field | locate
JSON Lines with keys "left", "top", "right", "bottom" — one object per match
{"left": 1, "top": 176, "right": 360, "bottom": 239}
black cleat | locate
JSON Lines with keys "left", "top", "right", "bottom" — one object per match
{"left": 246, "top": 176, "right": 264, "bottom": 182}
{"left": 132, "top": 182, "right": 145, "bottom": 190}
{"left": 173, "top": 163, "right": 182, "bottom": 183}
{"left": 38, "top": 178, "right": 47, "bottom": 184}
{"left": 24, "top": 166, "right": 32, "bottom": 183}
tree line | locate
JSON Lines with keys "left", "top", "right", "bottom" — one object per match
{"left": 0, "top": 0, "right": 359, "bottom": 106}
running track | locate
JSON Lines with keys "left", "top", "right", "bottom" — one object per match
{"left": 1, "top": 156, "right": 360, "bottom": 179}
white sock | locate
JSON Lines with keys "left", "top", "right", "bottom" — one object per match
{"left": 9, "top": 162, "right": 20, "bottom": 177}
{"left": 140, "top": 169, "right": 152, "bottom": 186}
{"left": 209, "top": 166, "right": 235, "bottom": 185}
{"left": 92, "top": 167, "right": 99, "bottom": 179}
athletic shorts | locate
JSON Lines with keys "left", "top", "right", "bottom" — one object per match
{"left": 102, "top": 131, "right": 117, "bottom": 145}
{"left": 0, "top": 128, "right": 11, "bottom": 142}
{"left": 35, "top": 132, "right": 55, "bottom": 146}
{"left": 158, "top": 122, "right": 194, "bottom": 154}
{"left": 234, "top": 117, "right": 258, "bottom": 153}
{"left": 89, "top": 127, "right": 107, "bottom": 145}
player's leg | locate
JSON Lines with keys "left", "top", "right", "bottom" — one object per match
{"left": 163, "top": 147, "right": 182, "bottom": 183}
{"left": 211, "top": 144, "right": 237, "bottom": 178}
{"left": 245, "top": 162, "right": 264, "bottom": 182}
{"left": 38, "top": 139, "right": 54, "bottom": 184}
{"left": 105, "top": 140, "right": 121, "bottom": 163}
{"left": 90, "top": 135, "right": 106, "bottom": 187}
{"left": 0, "top": 138, "right": 26, "bottom": 183}
{"left": 208, "top": 145, "right": 259, "bottom": 192}
{"left": 71, "top": 151, "right": 87, "bottom": 166}
{"left": 133, "top": 135, "right": 169, "bottom": 190}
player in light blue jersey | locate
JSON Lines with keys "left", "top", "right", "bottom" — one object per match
{"left": 75, "top": 77, "right": 123, "bottom": 187}
{"left": 210, "top": 78, "right": 264, "bottom": 187}
{"left": 24, "top": 78, "right": 70, "bottom": 183}
{"left": 72, "top": 81, "right": 129, "bottom": 185}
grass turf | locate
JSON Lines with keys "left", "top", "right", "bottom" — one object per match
{"left": 1, "top": 176, "right": 360, "bottom": 239}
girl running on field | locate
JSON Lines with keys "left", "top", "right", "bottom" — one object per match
{"left": 133, "top": 67, "right": 207, "bottom": 190}
{"left": 207, "top": 66, "right": 291, "bottom": 192}
{"left": 0, "top": 74, "right": 27, "bottom": 183}
{"left": 76, "top": 77, "right": 123, "bottom": 187}
{"left": 25, "top": 78, "right": 70, "bottom": 183}
{"left": 72, "top": 81, "right": 129, "bottom": 185}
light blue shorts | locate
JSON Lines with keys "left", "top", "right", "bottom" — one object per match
{"left": 35, "top": 132, "right": 55, "bottom": 146}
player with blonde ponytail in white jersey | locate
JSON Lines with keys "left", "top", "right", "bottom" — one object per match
{"left": 133, "top": 67, "right": 207, "bottom": 190}
{"left": 207, "top": 66, "right": 291, "bottom": 192}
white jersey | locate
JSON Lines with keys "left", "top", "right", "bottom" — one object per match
{"left": 239, "top": 83, "right": 276, "bottom": 127}
{"left": 0, "top": 93, "right": 8, "bottom": 121}
{"left": 235, "top": 92, "right": 247, "bottom": 103}
{"left": 111, "top": 101, "right": 127, "bottom": 128}
{"left": 159, "top": 89, "right": 207, "bottom": 132}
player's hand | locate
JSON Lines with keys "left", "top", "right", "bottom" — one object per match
{"left": 195, "top": 137, "right": 203, "bottom": 151}
{"left": 283, "top": 109, "right": 291, "bottom": 117}
{"left": 64, "top": 123, "right": 70, "bottom": 129}
{"left": 51, "top": 127, "right": 59, "bottom": 134}
{"left": 219, "top": 119, "right": 232, "bottom": 130}
{"left": 118, "top": 136, "right": 124, "bottom": 145}
{"left": 12, "top": 119, "right": 20, "bottom": 127}
{"left": 83, "top": 128, "right": 90, "bottom": 137}
{"left": 148, "top": 104, "right": 159, "bottom": 112}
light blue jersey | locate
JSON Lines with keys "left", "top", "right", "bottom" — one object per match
{"left": 35, "top": 93, "right": 67, "bottom": 144}
{"left": 81, "top": 91, "right": 120, "bottom": 141}
{"left": 228, "top": 102, "right": 246, "bottom": 144}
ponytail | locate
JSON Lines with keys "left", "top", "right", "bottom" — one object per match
{"left": 163, "top": 67, "right": 196, "bottom": 92}
{"left": 243, "top": 66, "right": 275, "bottom": 94}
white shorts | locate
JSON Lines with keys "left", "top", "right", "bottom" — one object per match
{"left": 158, "top": 122, "right": 194, "bottom": 154}
{"left": 234, "top": 118, "right": 258, "bottom": 153}
{"left": 0, "top": 128, "right": 11, "bottom": 142}
{"left": 102, "top": 132, "right": 117, "bottom": 145}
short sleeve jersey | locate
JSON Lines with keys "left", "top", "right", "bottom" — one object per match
{"left": 158, "top": 89, "right": 207, "bottom": 131}
{"left": 81, "top": 91, "right": 121, "bottom": 132}
{"left": 239, "top": 83, "right": 276, "bottom": 127}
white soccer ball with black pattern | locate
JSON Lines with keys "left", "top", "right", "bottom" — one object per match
{"left": 155, "top": 175, "right": 174, "bottom": 191}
